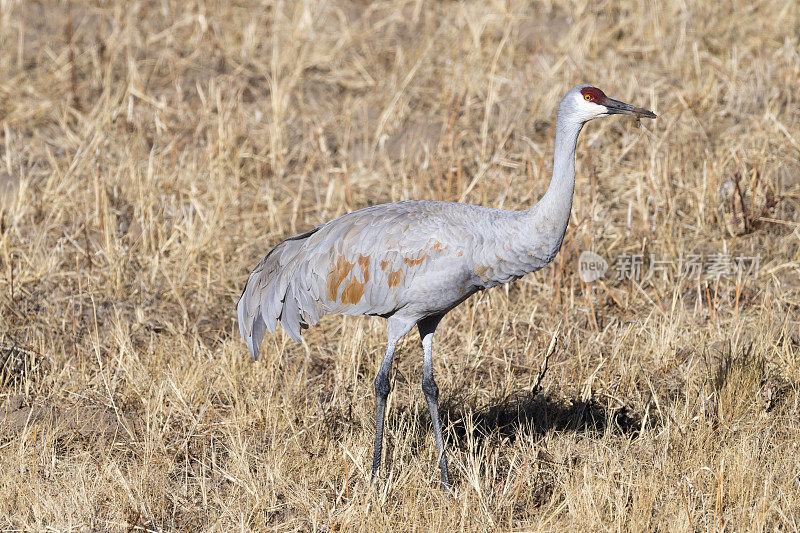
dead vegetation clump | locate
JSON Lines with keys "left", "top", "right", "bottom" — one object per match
{"left": 0, "top": 0, "right": 799, "bottom": 530}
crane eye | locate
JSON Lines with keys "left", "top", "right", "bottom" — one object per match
{"left": 584, "top": 94, "right": 593, "bottom": 102}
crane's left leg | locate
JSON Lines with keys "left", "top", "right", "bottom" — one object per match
{"left": 372, "top": 316, "right": 415, "bottom": 482}
{"left": 418, "top": 315, "right": 449, "bottom": 490}
{"left": 371, "top": 337, "right": 397, "bottom": 481}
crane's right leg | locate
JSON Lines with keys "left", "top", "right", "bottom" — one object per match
{"left": 371, "top": 317, "right": 414, "bottom": 482}
{"left": 418, "top": 314, "right": 449, "bottom": 490}
{"left": 370, "top": 338, "right": 397, "bottom": 481}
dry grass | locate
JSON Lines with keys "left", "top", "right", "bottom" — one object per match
{"left": 1, "top": 0, "right": 799, "bottom": 530}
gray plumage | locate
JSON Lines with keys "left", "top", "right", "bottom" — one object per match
{"left": 237, "top": 85, "right": 656, "bottom": 489}
{"left": 238, "top": 202, "right": 555, "bottom": 353}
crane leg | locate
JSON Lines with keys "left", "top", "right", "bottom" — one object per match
{"left": 371, "top": 340, "right": 396, "bottom": 481}
{"left": 418, "top": 314, "right": 449, "bottom": 490}
{"left": 371, "top": 317, "right": 413, "bottom": 482}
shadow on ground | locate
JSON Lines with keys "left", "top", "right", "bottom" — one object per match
{"left": 378, "top": 385, "right": 648, "bottom": 490}
{"left": 439, "top": 388, "right": 645, "bottom": 447}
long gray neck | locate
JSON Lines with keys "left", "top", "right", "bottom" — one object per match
{"left": 524, "top": 110, "right": 583, "bottom": 255}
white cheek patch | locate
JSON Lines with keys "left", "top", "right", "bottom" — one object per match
{"left": 576, "top": 99, "right": 604, "bottom": 120}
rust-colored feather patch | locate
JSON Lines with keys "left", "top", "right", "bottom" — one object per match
{"left": 327, "top": 256, "right": 355, "bottom": 301}
{"left": 341, "top": 278, "right": 364, "bottom": 304}
{"left": 474, "top": 265, "right": 490, "bottom": 280}
{"left": 387, "top": 269, "right": 404, "bottom": 288}
{"left": 403, "top": 255, "right": 426, "bottom": 267}
{"left": 358, "top": 254, "right": 370, "bottom": 282}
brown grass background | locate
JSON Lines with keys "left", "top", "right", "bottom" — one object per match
{"left": 1, "top": 0, "right": 799, "bottom": 530}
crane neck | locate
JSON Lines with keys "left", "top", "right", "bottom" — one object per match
{"left": 542, "top": 114, "right": 583, "bottom": 212}
{"left": 525, "top": 110, "right": 584, "bottom": 251}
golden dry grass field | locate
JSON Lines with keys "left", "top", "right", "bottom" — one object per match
{"left": 1, "top": 0, "right": 799, "bottom": 530}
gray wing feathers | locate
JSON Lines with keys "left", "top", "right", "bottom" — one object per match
{"left": 237, "top": 228, "right": 321, "bottom": 359}
{"left": 237, "top": 200, "right": 534, "bottom": 359}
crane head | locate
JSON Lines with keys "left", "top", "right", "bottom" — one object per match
{"left": 563, "top": 85, "right": 656, "bottom": 123}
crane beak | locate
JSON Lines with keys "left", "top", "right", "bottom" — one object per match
{"left": 602, "top": 97, "right": 657, "bottom": 119}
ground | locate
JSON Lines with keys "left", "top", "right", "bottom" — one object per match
{"left": 1, "top": 0, "right": 799, "bottom": 530}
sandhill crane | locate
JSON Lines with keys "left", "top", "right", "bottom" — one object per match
{"left": 237, "top": 85, "right": 656, "bottom": 489}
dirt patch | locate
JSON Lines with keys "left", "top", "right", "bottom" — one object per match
{"left": 1, "top": 395, "right": 139, "bottom": 443}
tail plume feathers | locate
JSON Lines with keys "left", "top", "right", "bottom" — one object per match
{"left": 237, "top": 227, "right": 321, "bottom": 358}
{"left": 248, "top": 310, "right": 267, "bottom": 360}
